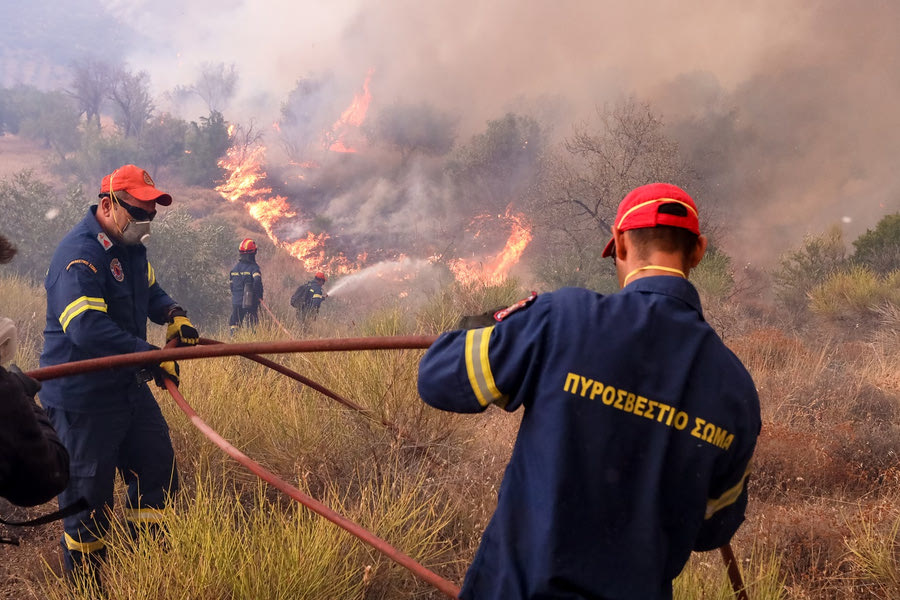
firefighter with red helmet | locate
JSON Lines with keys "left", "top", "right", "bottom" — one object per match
{"left": 290, "top": 271, "right": 327, "bottom": 330}
{"left": 229, "top": 238, "right": 264, "bottom": 334}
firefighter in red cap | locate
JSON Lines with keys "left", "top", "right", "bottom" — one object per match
{"left": 228, "top": 238, "right": 264, "bottom": 334}
{"left": 290, "top": 271, "right": 327, "bottom": 331}
{"left": 418, "top": 183, "right": 761, "bottom": 599}
{"left": 39, "top": 165, "right": 199, "bottom": 584}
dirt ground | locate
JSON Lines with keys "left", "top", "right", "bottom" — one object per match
{"left": 0, "top": 135, "right": 48, "bottom": 177}
{"left": 0, "top": 500, "right": 66, "bottom": 599}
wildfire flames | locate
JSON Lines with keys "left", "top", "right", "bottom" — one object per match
{"left": 327, "top": 68, "right": 374, "bottom": 153}
{"left": 448, "top": 207, "right": 533, "bottom": 286}
{"left": 215, "top": 69, "right": 533, "bottom": 286}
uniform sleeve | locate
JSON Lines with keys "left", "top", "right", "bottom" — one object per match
{"left": 147, "top": 260, "right": 177, "bottom": 324}
{"left": 0, "top": 368, "right": 70, "bottom": 507}
{"left": 693, "top": 386, "right": 761, "bottom": 551}
{"left": 253, "top": 267, "right": 263, "bottom": 301}
{"left": 48, "top": 261, "right": 155, "bottom": 356}
{"left": 417, "top": 295, "right": 550, "bottom": 414}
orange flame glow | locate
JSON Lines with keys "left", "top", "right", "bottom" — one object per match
{"left": 327, "top": 68, "right": 374, "bottom": 153}
{"left": 216, "top": 141, "right": 359, "bottom": 274}
{"left": 448, "top": 207, "right": 533, "bottom": 286}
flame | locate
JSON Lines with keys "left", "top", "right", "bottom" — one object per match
{"left": 448, "top": 207, "right": 533, "bottom": 286}
{"left": 327, "top": 68, "right": 374, "bottom": 153}
{"left": 217, "top": 144, "right": 270, "bottom": 202}
{"left": 216, "top": 140, "right": 359, "bottom": 274}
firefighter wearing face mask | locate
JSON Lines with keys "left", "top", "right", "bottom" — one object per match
{"left": 39, "top": 165, "right": 199, "bottom": 581}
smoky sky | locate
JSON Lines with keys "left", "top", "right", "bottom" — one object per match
{"left": 4, "top": 0, "right": 900, "bottom": 266}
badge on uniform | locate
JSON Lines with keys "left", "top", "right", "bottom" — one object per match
{"left": 493, "top": 291, "right": 538, "bottom": 322}
{"left": 110, "top": 258, "right": 125, "bottom": 282}
{"left": 97, "top": 232, "right": 113, "bottom": 251}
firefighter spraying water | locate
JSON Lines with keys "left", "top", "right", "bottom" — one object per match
{"left": 290, "top": 271, "right": 328, "bottom": 331}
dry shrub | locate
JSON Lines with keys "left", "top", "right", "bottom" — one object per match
{"left": 746, "top": 502, "right": 853, "bottom": 597}
{"left": 729, "top": 328, "right": 811, "bottom": 374}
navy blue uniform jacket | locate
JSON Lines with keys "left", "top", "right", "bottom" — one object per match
{"left": 418, "top": 277, "right": 761, "bottom": 600}
{"left": 40, "top": 207, "right": 177, "bottom": 412}
{"left": 229, "top": 256, "right": 263, "bottom": 306}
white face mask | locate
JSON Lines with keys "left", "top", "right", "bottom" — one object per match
{"left": 119, "top": 219, "right": 152, "bottom": 246}
{"left": 110, "top": 195, "right": 153, "bottom": 246}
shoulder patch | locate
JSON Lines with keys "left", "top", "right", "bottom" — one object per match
{"left": 65, "top": 259, "right": 97, "bottom": 273}
{"left": 493, "top": 291, "right": 538, "bottom": 322}
{"left": 110, "top": 258, "right": 125, "bottom": 282}
{"left": 97, "top": 232, "right": 113, "bottom": 251}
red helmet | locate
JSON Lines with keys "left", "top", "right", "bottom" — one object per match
{"left": 239, "top": 238, "right": 257, "bottom": 253}
{"left": 315, "top": 271, "right": 326, "bottom": 281}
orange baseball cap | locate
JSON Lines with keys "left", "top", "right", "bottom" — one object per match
{"left": 601, "top": 183, "right": 700, "bottom": 257}
{"left": 100, "top": 165, "right": 172, "bottom": 206}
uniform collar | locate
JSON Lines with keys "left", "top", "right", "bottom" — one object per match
{"left": 622, "top": 275, "right": 704, "bottom": 317}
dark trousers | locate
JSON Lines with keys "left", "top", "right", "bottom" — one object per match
{"left": 44, "top": 383, "right": 178, "bottom": 570}
{"left": 229, "top": 304, "right": 259, "bottom": 329}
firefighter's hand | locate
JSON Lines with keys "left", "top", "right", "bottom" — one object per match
{"left": 153, "top": 361, "right": 180, "bottom": 388}
{"left": 166, "top": 315, "right": 199, "bottom": 346}
{"left": 7, "top": 364, "right": 41, "bottom": 398}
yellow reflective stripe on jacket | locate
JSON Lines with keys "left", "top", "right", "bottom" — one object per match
{"left": 64, "top": 532, "right": 105, "bottom": 554}
{"left": 59, "top": 296, "right": 108, "bottom": 332}
{"left": 148, "top": 262, "right": 156, "bottom": 286}
{"left": 464, "top": 326, "right": 507, "bottom": 407}
{"left": 705, "top": 463, "right": 752, "bottom": 519}
{"left": 124, "top": 507, "right": 166, "bottom": 524}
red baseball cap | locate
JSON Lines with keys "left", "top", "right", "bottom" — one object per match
{"left": 100, "top": 165, "right": 172, "bottom": 206}
{"left": 601, "top": 183, "right": 700, "bottom": 257}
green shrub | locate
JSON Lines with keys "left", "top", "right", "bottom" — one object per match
{"left": 145, "top": 209, "right": 235, "bottom": 330}
{"left": 0, "top": 169, "right": 87, "bottom": 282}
{"left": 852, "top": 212, "right": 900, "bottom": 275}
{"left": 773, "top": 225, "right": 847, "bottom": 314}
{"left": 809, "top": 265, "right": 891, "bottom": 322}
{"left": 692, "top": 244, "right": 734, "bottom": 301}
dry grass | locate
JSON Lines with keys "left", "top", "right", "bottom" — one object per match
{"left": 3, "top": 271, "right": 900, "bottom": 598}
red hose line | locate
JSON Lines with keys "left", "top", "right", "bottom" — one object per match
{"left": 161, "top": 377, "right": 461, "bottom": 598}
{"left": 27, "top": 336, "right": 438, "bottom": 382}
{"left": 720, "top": 543, "right": 749, "bottom": 600}
{"left": 259, "top": 299, "right": 293, "bottom": 337}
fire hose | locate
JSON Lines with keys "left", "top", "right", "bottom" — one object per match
{"left": 26, "top": 336, "right": 748, "bottom": 599}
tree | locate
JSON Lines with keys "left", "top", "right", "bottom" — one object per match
{"left": 191, "top": 62, "right": 238, "bottom": 114}
{"left": 851, "top": 212, "right": 900, "bottom": 276}
{"left": 447, "top": 112, "right": 545, "bottom": 215}
{"left": 139, "top": 113, "right": 189, "bottom": 174}
{"left": 369, "top": 102, "right": 457, "bottom": 162}
{"left": 527, "top": 100, "right": 694, "bottom": 291}
{"left": 109, "top": 67, "right": 154, "bottom": 138}
{"left": 278, "top": 73, "right": 340, "bottom": 160}
{"left": 179, "top": 111, "right": 231, "bottom": 186}
{"left": 68, "top": 57, "right": 115, "bottom": 130}
{"left": 18, "top": 90, "right": 82, "bottom": 160}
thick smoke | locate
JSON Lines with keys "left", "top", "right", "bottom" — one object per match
{"left": 3, "top": 0, "right": 899, "bottom": 269}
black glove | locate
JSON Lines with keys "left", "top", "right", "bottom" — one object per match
{"left": 7, "top": 364, "right": 41, "bottom": 398}
{"left": 457, "top": 308, "right": 503, "bottom": 330}
{"left": 152, "top": 361, "right": 180, "bottom": 388}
